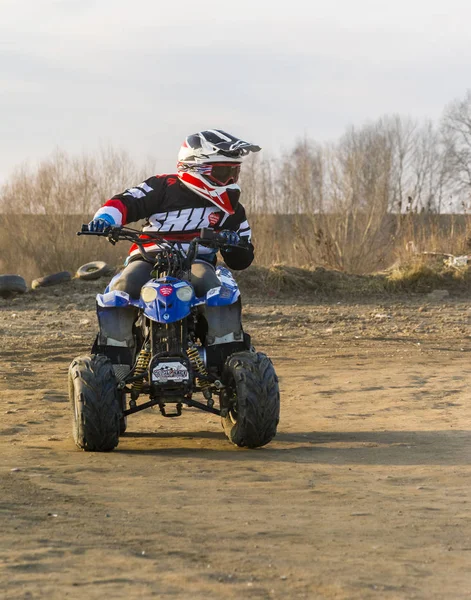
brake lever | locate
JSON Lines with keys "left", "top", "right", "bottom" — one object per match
{"left": 106, "top": 227, "right": 123, "bottom": 245}
{"left": 222, "top": 241, "right": 250, "bottom": 251}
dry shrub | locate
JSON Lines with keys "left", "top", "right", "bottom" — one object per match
{"left": 236, "top": 264, "right": 354, "bottom": 296}
{"left": 394, "top": 212, "right": 471, "bottom": 265}
{"left": 386, "top": 257, "right": 471, "bottom": 293}
{"left": 236, "top": 262, "right": 471, "bottom": 298}
{"left": 0, "top": 148, "right": 153, "bottom": 282}
{"left": 387, "top": 261, "right": 444, "bottom": 291}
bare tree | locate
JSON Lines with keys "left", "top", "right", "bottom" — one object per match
{"left": 442, "top": 90, "right": 471, "bottom": 198}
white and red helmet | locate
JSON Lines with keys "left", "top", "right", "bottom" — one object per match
{"left": 177, "top": 130, "right": 261, "bottom": 214}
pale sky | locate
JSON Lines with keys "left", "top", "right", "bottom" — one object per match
{"left": 1, "top": 0, "right": 471, "bottom": 182}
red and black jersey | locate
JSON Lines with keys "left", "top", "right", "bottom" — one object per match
{"left": 93, "top": 174, "right": 254, "bottom": 270}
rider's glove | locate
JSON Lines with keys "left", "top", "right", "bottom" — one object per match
{"left": 219, "top": 230, "right": 240, "bottom": 246}
{"left": 88, "top": 213, "right": 115, "bottom": 232}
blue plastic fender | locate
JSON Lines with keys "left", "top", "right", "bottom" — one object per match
{"left": 98, "top": 267, "right": 241, "bottom": 318}
{"left": 204, "top": 266, "right": 241, "bottom": 306}
{"left": 140, "top": 278, "right": 193, "bottom": 323}
{"left": 96, "top": 290, "right": 140, "bottom": 308}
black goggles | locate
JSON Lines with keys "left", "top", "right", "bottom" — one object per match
{"left": 201, "top": 163, "right": 241, "bottom": 186}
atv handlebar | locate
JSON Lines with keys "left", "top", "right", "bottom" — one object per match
{"left": 197, "top": 227, "right": 249, "bottom": 250}
{"left": 77, "top": 225, "right": 249, "bottom": 265}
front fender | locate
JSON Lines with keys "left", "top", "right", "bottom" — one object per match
{"left": 140, "top": 280, "right": 193, "bottom": 323}
{"left": 141, "top": 298, "right": 191, "bottom": 323}
{"left": 192, "top": 266, "right": 241, "bottom": 307}
{"left": 96, "top": 290, "right": 140, "bottom": 309}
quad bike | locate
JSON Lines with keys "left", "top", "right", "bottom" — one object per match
{"left": 68, "top": 225, "right": 280, "bottom": 451}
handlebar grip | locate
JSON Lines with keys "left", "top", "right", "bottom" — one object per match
{"left": 199, "top": 227, "right": 250, "bottom": 250}
{"left": 77, "top": 224, "right": 107, "bottom": 236}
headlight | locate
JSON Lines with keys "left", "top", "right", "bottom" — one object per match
{"left": 141, "top": 286, "right": 158, "bottom": 303}
{"left": 176, "top": 286, "right": 193, "bottom": 302}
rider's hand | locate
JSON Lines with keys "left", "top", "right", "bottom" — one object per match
{"left": 88, "top": 213, "right": 115, "bottom": 232}
{"left": 219, "top": 230, "right": 240, "bottom": 246}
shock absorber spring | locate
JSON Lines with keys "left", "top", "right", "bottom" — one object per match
{"left": 132, "top": 345, "right": 151, "bottom": 393}
{"left": 187, "top": 346, "right": 212, "bottom": 400}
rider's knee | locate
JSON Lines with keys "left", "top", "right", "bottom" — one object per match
{"left": 190, "top": 262, "right": 220, "bottom": 297}
{"left": 109, "top": 261, "right": 152, "bottom": 299}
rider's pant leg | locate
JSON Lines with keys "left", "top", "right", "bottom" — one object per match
{"left": 95, "top": 260, "right": 153, "bottom": 365}
{"left": 190, "top": 261, "right": 249, "bottom": 368}
{"left": 110, "top": 260, "right": 154, "bottom": 298}
{"left": 190, "top": 261, "right": 220, "bottom": 296}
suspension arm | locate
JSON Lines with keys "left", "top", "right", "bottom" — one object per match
{"left": 123, "top": 397, "right": 221, "bottom": 417}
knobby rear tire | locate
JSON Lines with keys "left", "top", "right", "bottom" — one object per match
{"left": 68, "top": 354, "right": 120, "bottom": 451}
{"left": 221, "top": 351, "right": 280, "bottom": 448}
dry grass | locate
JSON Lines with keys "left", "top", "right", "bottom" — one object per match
{"left": 0, "top": 149, "right": 151, "bottom": 282}
{"left": 235, "top": 260, "right": 471, "bottom": 298}
{"left": 385, "top": 258, "right": 471, "bottom": 293}
{"left": 0, "top": 214, "right": 127, "bottom": 283}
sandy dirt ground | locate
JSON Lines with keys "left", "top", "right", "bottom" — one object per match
{"left": 1, "top": 281, "right": 471, "bottom": 599}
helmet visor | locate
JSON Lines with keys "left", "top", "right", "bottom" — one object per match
{"left": 202, "top": 163, "right": 241, "bottom": 186}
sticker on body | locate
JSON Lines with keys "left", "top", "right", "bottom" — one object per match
{"left": 152, "top": 362, "right": 189, "bottom": 383}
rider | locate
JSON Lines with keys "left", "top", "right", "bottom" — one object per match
{"left": 88, "top": 129, "right": 260, "bottom": 370}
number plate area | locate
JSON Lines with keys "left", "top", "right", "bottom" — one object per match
{"left": 151, "top": 361, "right": 190, "bottom": 383}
